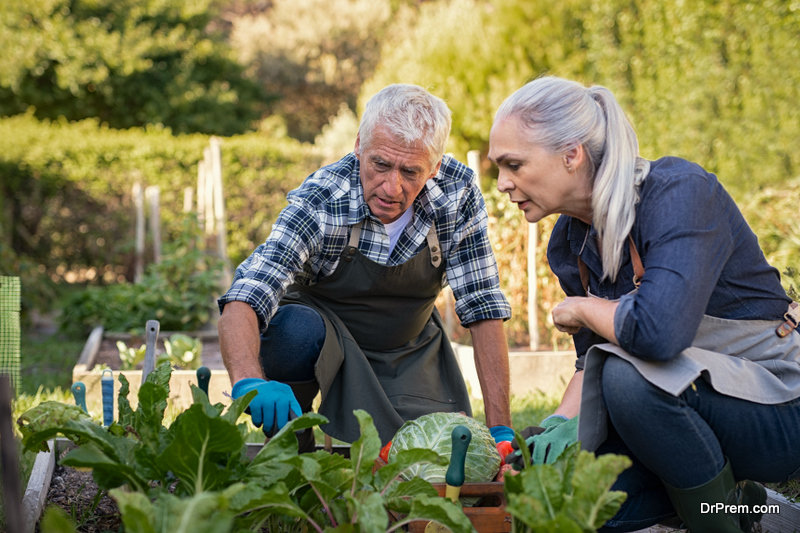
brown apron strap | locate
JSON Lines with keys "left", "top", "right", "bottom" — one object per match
{"left": 426, "top": 222, "right": 441, "bottom": 267}
{"left": 578, "top": 235, "right": 644, "bottom": 295}
{"left": 350, "top": 220, "right": 440, "bottom": 267}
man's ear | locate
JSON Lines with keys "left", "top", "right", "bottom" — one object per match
{"left": 430, "top": 159, "right": 442, "bottom": 179}
{"left": 354, "top": 133, "right": 361, "bottom": 159}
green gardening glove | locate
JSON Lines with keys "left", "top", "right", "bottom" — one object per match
{"left": 528, "top": 414, "right": 579, "bottom": 464}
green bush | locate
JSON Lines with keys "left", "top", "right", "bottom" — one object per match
{"left": 58, "top": 216, "right": 224, "bottom": 336}
{"left": 0, "top": 113, "right": 320, "bottom": 292}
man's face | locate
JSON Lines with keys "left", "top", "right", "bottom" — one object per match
{"left": 355, "top": 126, "right": 441, "bottom": 224}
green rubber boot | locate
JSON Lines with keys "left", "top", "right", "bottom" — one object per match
{"left": 663, "top": 459, "right": 766, "bottom": 532}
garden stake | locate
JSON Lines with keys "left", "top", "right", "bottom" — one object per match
{"left": 197, "top": 366, "right": 211, "bottom": 396}
{"left": 71, "top": 381, "right": 88, "bottom": 413}
{"left": 141, "top": 319, "right": 160, "bottom": 383}
{"left": 425, "top": 425, "right": 471, "bottom": 533}
{"left": 101, "top": 368, "right": 114, "bottom": 426}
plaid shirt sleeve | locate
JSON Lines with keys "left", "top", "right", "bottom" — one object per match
{"left": 440, "top": 160, "right": 512, "bottom": 325}
{"left": 217, "top": 199, "right": 324, "bottom": 332}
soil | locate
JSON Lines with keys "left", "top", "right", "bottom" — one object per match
{"left": 41, "top": 464, "right": 121, "bottom": 533}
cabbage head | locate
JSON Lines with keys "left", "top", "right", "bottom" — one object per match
{"left": 388, "top": 412, "right": 501, "bottom": 505}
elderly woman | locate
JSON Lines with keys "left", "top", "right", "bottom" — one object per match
{"left": 489, "top": 76, "right": 800, "bottom": 532}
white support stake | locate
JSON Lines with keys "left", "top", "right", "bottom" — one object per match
{"left": 197, "top": 160, "right": 206, "bottom": 231}
{"left": 467, "top": 150, "right": 481, "bottom": 179}
{"left": 528, "top": 223, "right": 539, "bottom": 350}
{"left": 183, "top": 187, "right": 193, "bottom": 214}
{"left": 210, "top": 137, "right": 232, "bottom": 288}
{"left": 133, "top": 182, "right": 145, "bottom": 283}
{"left": 145, "top": 186, "right": 161, "bottom": 264}
{"left": 204, "top": 146, "right": 215, "bottom": 236}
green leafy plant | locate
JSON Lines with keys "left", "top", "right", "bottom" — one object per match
{"left": 59, "top": 216, "right": 224, "bottom": 336}
{"left": 504, "top": 437, "right": 631, "bottom": 533}
{"left": 160, "top": 333, "right": 203, "bottom": 370}
{"left": 18, "top": 362, "right": 478, "bottom": 533}
{"left": 116, "top": 340, "right": 147, "bottom": 370}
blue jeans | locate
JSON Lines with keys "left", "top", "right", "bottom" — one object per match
{"left": 259, "top": 304, "right": 325, "bottom": 382}
{"left": 597, "top": 355, "right": 800, "bottom": 532}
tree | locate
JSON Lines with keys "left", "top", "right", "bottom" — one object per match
{"left": 227, "top": 0, "right": 393, "bottom": 141}
{"left": 0, "top": 0, "right": 266, "bottom": 135}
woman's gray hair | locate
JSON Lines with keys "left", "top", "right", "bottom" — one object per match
{"left": 358, "top": 84, "right": 452, "bottom": 167}
{"left": 495, "top": 76, "right": 650, "bottom": 281}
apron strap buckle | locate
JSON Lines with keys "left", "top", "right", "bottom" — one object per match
{"left": 776, "top": 302, "right": 800, "bottom": 338}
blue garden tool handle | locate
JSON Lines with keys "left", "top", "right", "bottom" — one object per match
{"left": 196, "top": 366, "right": 211, "bottom": 396}
{"left": 101, "top": 369, "right": 114, "bottom": 426}
{"left": 71, "top": 381, "right": 88, "bottom": 413}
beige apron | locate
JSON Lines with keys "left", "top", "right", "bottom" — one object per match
{"left": 577, "top": 247, "right": 800, "bottom": 451}
{"left": 280, "top": 221, "right": 471, "bottom": 444}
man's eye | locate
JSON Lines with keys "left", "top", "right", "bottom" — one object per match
{"left": 508, "top": 163, "right": 521, "bottom": 171}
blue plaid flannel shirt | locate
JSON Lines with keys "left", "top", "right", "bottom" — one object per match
{"left": 218, "top": 152, "right": 511, "bottom": 332}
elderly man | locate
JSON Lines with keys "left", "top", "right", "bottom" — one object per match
{"left": 218, "top": 84, "right": 513, "bottom": 450}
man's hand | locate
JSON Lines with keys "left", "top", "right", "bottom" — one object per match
{"left": 232, "top": 378, "right": 302, "bottom": 437}
{"left": 506, "top": 415, "right": 579, "bottom": 468}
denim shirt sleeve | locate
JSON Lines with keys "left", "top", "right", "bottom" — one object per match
{"left": 613, "top": 166, "right": 734, "bottom": 361}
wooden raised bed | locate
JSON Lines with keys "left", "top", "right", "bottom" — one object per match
{"left": 72, "top": 325, "right": 231, "bottom": 416}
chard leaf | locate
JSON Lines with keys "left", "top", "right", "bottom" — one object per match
{"left": 113, "top": 487, "right": 239, "bottom": 533}
{"left": 350, "top": 410, "right": 381, "bottom": 487}
{"left": 221, "top": 388, "right": 256, "bottom": 426}
{"left": 39, "top": 505, "right": 78, "bottom": 533}
{"left": 145, "top": 361, "right": 173, "bottom": 389}
{"left": 158, "top": 403, "right": 244, "bottom": 495}
{"left": 566, "top": 451, "right": 630, "bottom": 529}
{"left": 228, "top": 482, "right": 308, "bottom": 518}
{"left": 18, "top": 401, "right": 133, "bottom": 464}
{"left": 374, "top": 448, "right": 448, "bottom": 492}
{"left": 251, "top": 412, "right": 328, "bottom": 464}
{"left": 513, "top": 429, "right": 533, "bottom": 471}
{"left": 402, "top": 494, "right": 476, "bottom": 533}
{"left": 61, "top": 442, "right": 150, "bottom": 492}
{"left": 519, "top": 463, "right": 566, "bottom": 519}
{"left": 190, "top": 384, "right": 225, "bottom": 417}
{"left": 383, "top": 477, "right": 438, "bottom": 510}
{"left": 327, "top": 524, "right": 355, "bottom": 533}
{"left": 352, "top": 490, "right": 388, "bottom": 533}
{"left": 117, "top": 373, "right": 134, "bottom": 428}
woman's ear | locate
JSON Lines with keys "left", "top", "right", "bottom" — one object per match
{"left": 563, "top": 145, "right": 586, "bottom": 173}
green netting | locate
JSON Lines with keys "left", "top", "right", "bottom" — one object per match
{"left": 0, "top": 276, "right": 21, "bottom": 391}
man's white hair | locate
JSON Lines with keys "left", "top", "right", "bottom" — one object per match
{"left": 358, "top": 84, "right": 452, "bottom": 167}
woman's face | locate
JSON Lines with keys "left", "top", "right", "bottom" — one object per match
{"left": 488, "top": 117, "right": 592, "bottom": 224}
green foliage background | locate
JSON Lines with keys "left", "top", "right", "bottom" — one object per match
{"left": 1, "top": 0, "right": 798, "bottom": 348}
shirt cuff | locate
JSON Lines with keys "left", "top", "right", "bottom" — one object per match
{"left": 614, "top": 293, "right": 637, "bottom": 349}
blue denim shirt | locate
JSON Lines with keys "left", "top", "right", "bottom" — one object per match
{"left": 548, "top": 157, "right": 791, "bottom": 368}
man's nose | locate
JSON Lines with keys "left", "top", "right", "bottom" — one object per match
{"left": 383, "top": 170, "right": 403, "bottom": 196}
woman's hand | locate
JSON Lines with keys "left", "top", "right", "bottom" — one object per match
{"left": 552, "top": 297, "right": 588, "bottom": 334}
{"left": 552, "top": 296, "right": 620, "bottom": 343}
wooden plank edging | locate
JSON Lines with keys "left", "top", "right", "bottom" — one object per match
{"left": 74, "top": 325, "right": 104, "bottom": 373}
{"left": 763, "top": 488, "right": 800, "bottom": 533}
{"left": 21, "top": 440, "right": 56, "bottom": 533}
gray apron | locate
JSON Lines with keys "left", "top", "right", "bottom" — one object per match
{"left": 280, "top": 221, "right": 472, "bottom": 444}
{"left": 579, "top": 303, "right": 800, "bottom": 452}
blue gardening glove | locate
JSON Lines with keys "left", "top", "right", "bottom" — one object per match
{"left": 489, "top": 425, "right": 515, "bottom": 444}
{"left": 231, "top": 378, "right": 302, "bottom": 437}
{"left": 506, "top": 415, "right": 579, "bottom": 468}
